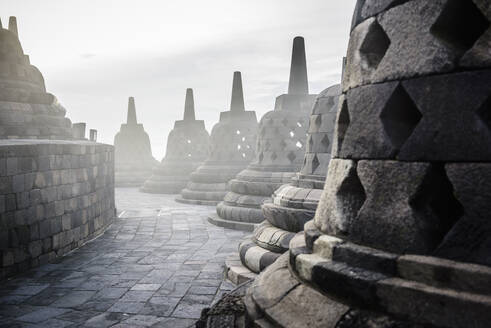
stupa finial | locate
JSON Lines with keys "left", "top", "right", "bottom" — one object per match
{"left": 126, "top": 97, "right": 137, "bottom": 125}
{"left": 8, "top": 16, "right": 18, "bottom": 37}
{"left": 183, "top": 88, "right": 196, "bottom": 121}
{"left": 287, "top": 36, "right": 309, "bottom": 95}
{"left": 230, "top": 71, "right": 245, "bottom": 112}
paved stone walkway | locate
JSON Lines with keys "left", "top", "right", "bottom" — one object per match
{"left": 0, "top": 188, "right": 247, "bottom": 327}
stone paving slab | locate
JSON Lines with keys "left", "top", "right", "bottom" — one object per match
{"left": 0, "top": 188, "right": 247, "bottom": 327}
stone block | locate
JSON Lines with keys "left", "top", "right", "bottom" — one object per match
{"left": 6, "top": 157, "right": 18, "bottom": 175}
{"left": 12, "top": 174, "right": 24, "bottom": 193}
{"left": 314, "top": 159, "right": 365, "bottom": 237}
{"left": 434, "top": 163, "right": 491, "bottom": 266}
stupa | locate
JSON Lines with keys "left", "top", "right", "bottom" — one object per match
{"left": 175, "top": 72, "right": 258, "bottom": 205}
{"left": 0, "top": 17, "right": 72, "bottom": 139}
{"left": 210, "top": 37, "right": 318, "bottom": 231}
{"left": 141, "top": 88, "right": 210, "bottom": 193}
{"left": 226, "top": 84, "right": 341, "bottom": 283}
{"left": 242, "top": 1, "right": 491, "bottom": 327}
{"left": 114, "top": 97, "right": 157, "bottom": 187}
{"left": 0, "top": 17, "right": 115, "bottom": 279}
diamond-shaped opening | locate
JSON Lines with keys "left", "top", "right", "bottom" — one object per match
{"left": 336, "top": 168, "right": 366, "bottom": 230}
{"left": 260, "top": 128, "right": 266, "bottom": 137}
{"left": 315, "top": 115, "right": 322, "bottom": 127}
{"left": 289, "top": 131, "right": 295, "bottom": 138}
{"left": 380, "top": 85, "right": 422, "bottom": 152}
{"left": 268, "top": 118, "right": 274, "bottom": 125}
{"left": 321, "top": 134, "right": 330, "bottom": 149}
{"left": 410, "top": 164, "right": 464, "bottom": 250}
{"left": 258, "top": 152, "right": 264, "bottom": 162}
{"left": 477, "top": 95, "right": 491, "bottom": 131}
{"left": 308, "top": 135, "right": 314, "bottom": 151}
{"left": 280, "top": 140, "right": 287, "bottom": 150}
{"left": 264, "top": 140, "right": 271, "bottom": 151}
{"left": 311, "top": 155, "right": 320, "bottom": 174}
{"left": 359, "top": 20, "right": 391, "bottom": 70}
{"left": 282, "top": 118, "right": 289, "bottom": 126}
{"left": 271, "top": 152, "right": 278, "bottom": 161}
{"left": 287, "top": 151, "right": 296, "bottom": 163}
{"left": 335, "top": 98, "right": 350, "bottom": 154}
{"left": 430, "top": 0, "right": 489, "bottom": 52}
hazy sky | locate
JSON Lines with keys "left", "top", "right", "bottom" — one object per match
{"left": 1, "top": 0, "right": 356, "bottom": 158}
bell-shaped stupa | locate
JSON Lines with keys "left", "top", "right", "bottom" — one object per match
{"left": 210, "top": 37, "right": 318, "bottom": 231}
{"left": 226, "top": 84, "right": 340, "bottom": 283}
{"left": 0, "top": 17, "right": 73, "bottom": 139}
{"left": 242, "top": 1, "right": 491, "bottom": 327}
{"left": 114, "top": 97, "right": 157, "bottom": 186}
{"left": 175, "top": 72, "right": 258, "bottom": 205}
{"left": 141, "top": 89, "right": 210, "bottom": 193}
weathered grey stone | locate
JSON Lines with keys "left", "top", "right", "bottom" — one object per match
{"left": 176, "top": 72, "right": 258, "bottom": 205}
{"left": 215, "top": 37, "right": 317, "bottom": 225}
{"left": 0, "top": 19, "right": 73, "bottom": 139}
{"left": 314, "top": 159, "right": 364, "bottom": 236}
{"left": 141, "top": 89, "right": 210, "bottom": 194}
{"left": 434, "top": 163, "right": 491, "bottom": 266}
{"left": 113, "top": 97, "right": 157, "bottom": 187}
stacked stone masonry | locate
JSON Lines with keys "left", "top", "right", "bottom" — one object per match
{"left": 176, "top": 72, "right": 258, "bottom": 205}
{"left": 0, "top": 17, "right": 73, "bottom": 139}
{"left": 0, "top": 140, "right": 115, "bottom": 280}
{"left": 141, "top": 88, "right": 210, "bottom": 194}
{"left": 227, "top": 85, "right": 340, "bottom": 284}
{"left": 114, "top": 97, "right": 157, "bottom": 187}
{"left": 230, "top": 0, "right": 491, "bottom": 327}
{"left": 213, "top": 37, "right": 317, "bottom": 231}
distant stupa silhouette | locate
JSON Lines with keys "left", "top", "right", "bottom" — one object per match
{"left": 141, "top": 88, "right": 210, "bottom": 194}
{"left": 176, "top": 72, "right": 258, "bottom": 205}
{"left": 114, "top": 97, "right": 157, "bottom": 187}
{"left": 0, "top": 16, "right": 73, "bottom": 139}
{"left": 210, "top": 37, "right": 318, "bottom": 231}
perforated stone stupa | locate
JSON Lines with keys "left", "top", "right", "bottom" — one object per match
{"left": 114, "top": 97, "right": 157, "bottom": 187}
{"left": 210, "top": 37, "right": 317, "bottom": 230}
{"left": 0, "top": 17, "right": 72, "bottom": 139}
{"left": 242, "top": 1, "right": 491, "bottom": 327}
{"left": 226, "top": 84, "right": 340, "bottom": 283}
{"left": 141, "top": 88, "right": 210, "bottom": 193}
{"left": 175, "top": 72, "right": 258, "bottom": 205}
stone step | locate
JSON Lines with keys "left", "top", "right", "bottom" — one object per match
{"left": 238, "top": 239, "right": 282, "bottom": 273}
{"left": 207, "top": 214, "right": 257, "bottom": 232}
{"left": 225, "top": 253, "right": 258, "bottom": 285}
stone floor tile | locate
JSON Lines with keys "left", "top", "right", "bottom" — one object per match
{"left": 119, "top": 314, "right": 162, "bottom": 327}
{"left": 120, "top": 291, "right": 154, "bottom": 302}
{"left": 51, "top": 290, "right": 96, "bottom": 308}
{"left": 16, "top": 307, "right": 69, "bottom": 323}
{"left": 83, "top": 312, "right": 129, "bottom": 327}
{"left": 130, "top": 284, "right": 161, "bottom": 291}
{"left": 108, "top": 301, "right": 146, "bottom": 314}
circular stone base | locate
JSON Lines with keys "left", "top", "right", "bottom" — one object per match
{"left": 215, "top": 202, "right": 264, "bottom": 225}
{"left": 174, "top": 197, "right": 219, "bottom": 206}
{"left": 207, "top": 214, "right": 257, "bottom": 232}
{"left": 225, "top": 254, "right": 258, "bottom": 285}
{"left": 238, "top": 238, "right": 282, "bottom": 273}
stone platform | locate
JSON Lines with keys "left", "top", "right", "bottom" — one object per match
{"left": 0, "top": 188, "right": 248, "bottom": 327}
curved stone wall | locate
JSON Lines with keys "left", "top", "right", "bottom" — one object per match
{"left": 0, "top": 140, "right": 115, "bottom": 280}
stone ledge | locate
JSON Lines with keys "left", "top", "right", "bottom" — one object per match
{"left": 207, "top": 214, "right": 256, "bottom": 232}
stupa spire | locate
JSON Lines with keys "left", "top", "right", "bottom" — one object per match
{"left": 8, "top": 16, "right": 18, "bottom": 37}
{"left": 287, "top": 36, "right": 309, "bottom": 95}
{"left": 230, "top": 71, "right": 245, "bottom": 112}
{"left": 183, "top": 88, "right": 196, "bottom": 121}
{"left": 126, "top": 97, "right": 137, "bottom": 125}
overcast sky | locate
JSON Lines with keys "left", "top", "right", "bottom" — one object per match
{"left": 1, "top": 0, "right": 356, "bottom": 159}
